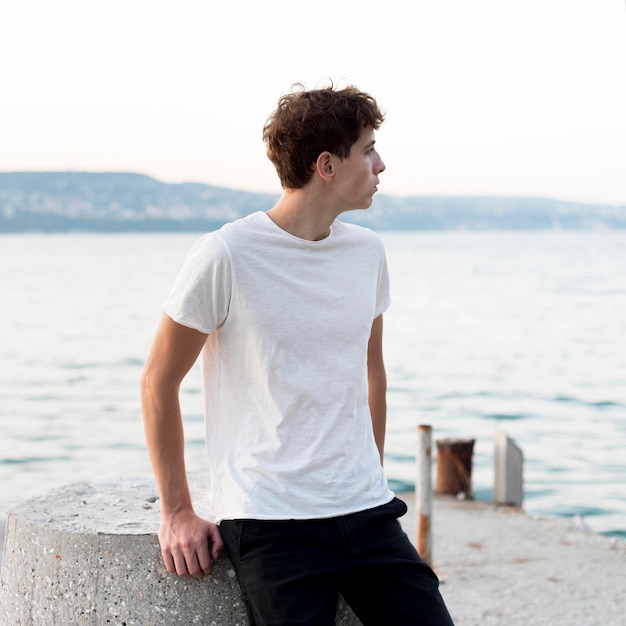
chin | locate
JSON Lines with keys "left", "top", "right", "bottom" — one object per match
{"left": 350, "top": 203, "right": 372, "bottom": 212}
{"left": 341, "top": 196, "right": 374, "bottom": 213}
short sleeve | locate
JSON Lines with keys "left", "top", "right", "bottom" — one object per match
{"left": 375, "top": 243, "right": 392, "bottom": 318}
{"left": 163, "top": 232, "right": 232, "bottom": 334}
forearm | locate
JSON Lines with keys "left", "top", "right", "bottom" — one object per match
{"left": 368, "top": 369, "right": 387, "bottom": 463}
{"left": 141, "top": 314, "right": 209, "bottom": 516}
{"left": 142, "top": 369, "right": 223, "bottom": 578}
{"left": 140, "top": 315, "right": 221, "bottom": 578}
{"left": 367, "top": 314, "right": 387, "bottom": 464}
{"left": 141, "top": 372, "right": 193, "bottom": 516}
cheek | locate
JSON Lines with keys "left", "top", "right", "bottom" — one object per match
{"left": 355, "top": 165, "right": 372, "bottom": 185}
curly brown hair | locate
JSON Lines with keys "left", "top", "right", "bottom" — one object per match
{"left": 263, "top": 84, "right": 385, "bottom": 190}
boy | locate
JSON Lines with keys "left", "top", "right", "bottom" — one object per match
{"left": 141, "top": 83, "right": 454, "bottom": 625}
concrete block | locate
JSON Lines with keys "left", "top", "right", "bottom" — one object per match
{"left": 0, "top": 474, "right": 362, "bottom": 625}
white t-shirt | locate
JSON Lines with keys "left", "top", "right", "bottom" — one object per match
{"left": 164, "top": 211, "right": 394, "bottom": 522}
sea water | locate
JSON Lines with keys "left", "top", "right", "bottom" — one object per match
{"left": 1, "top": 230, "right": 625, "bottom": 538}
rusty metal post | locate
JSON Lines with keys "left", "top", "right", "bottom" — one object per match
{"left": 416, "top": 425, "right": 433, "bottom": 565}
{"left": 435, "top": 438, "right": 475, "bottom": 498}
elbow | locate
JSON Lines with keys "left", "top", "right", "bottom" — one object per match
{"left": 140, "top": 366, "right": 155, "bottom": 418}
{"left": 141, "top": 363, "right": 180, "bottom": 409}
{"left": 140, "top": 364, "right": 165, "bottom": 413}
{"left": 368, "top": 367, "right": 387, "bottom": 392}
{"left": 140, "top": 365, "right": 153, "bottom": 401}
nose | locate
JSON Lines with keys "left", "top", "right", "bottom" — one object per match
{"left": 376, "top": 154, "right": 386, "bottom": 174}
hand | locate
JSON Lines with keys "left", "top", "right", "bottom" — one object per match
{"left": 158, "top": 509, "right": 224, "bottom": 578}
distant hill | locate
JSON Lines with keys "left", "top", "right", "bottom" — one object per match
{"left": 1, "top": 171, "right": 625, "bottom": 232}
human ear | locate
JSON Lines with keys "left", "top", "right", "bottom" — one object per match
{"left": 315, "top": 152, "right": 334, "bottom": 181}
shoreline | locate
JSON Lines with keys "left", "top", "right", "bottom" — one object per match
{"left": 2, "top": 493, "right": 625, "bottom": 625}
{"left": 400, "top": 493, "right": 625, "bottom": 625}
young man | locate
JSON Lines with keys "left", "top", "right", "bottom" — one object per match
{"left": 141, "top": 84, "right": 454, "bottom": 625}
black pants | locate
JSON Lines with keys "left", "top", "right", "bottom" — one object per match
{"left": 219, "top": 497, "right": 454, "bottom": 626}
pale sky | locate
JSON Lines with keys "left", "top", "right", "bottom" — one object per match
{"left": 1, "top": 0, "right": 625, "bottom": 205}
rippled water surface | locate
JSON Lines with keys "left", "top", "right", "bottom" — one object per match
{"left": 1, "top": 230, "right": 625, "bottom": 537}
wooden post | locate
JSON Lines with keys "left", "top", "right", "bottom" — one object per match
{"left": 416, "top": 425, "right": 433, "bottom": 565}
{"left": 494, "top": 429, "right": 524, "bottom": 507}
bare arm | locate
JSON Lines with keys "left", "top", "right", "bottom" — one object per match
{"left": 367, "top": 314, "right": 387, "bottom": 464}
{"left": 141, "top": 313, "right": 223, "bottom": 578}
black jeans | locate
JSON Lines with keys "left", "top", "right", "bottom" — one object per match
{"left": 219, "top": 497, "right": 454, "bottom": 626}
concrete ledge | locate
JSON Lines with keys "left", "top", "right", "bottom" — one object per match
{"left": 0, "top": 475, "right": 361, "bottom": 625}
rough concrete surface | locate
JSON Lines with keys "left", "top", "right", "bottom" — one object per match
{"left": 401, "top": 494, "right": 626, "bottom": 626}
{"left": 0, "top": 476, "right": 359, "bottom": 626}
{"left": 1, "top": 476, "right": 624, "bottom": 625}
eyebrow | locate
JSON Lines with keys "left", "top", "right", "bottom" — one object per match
{"left": 364, "top": 140, "right": 376, "bottom": 150}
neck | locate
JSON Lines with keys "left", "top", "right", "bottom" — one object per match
{"left": 266, "top": 188, "right": 339, "bottom": 241}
